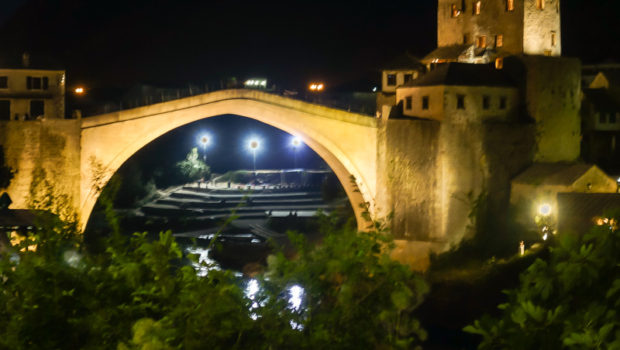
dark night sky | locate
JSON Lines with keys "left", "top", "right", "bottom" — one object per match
{"left": 2, "top": 0, "right": 617, "bottom": 91}
{"left": 1, "top": 0, "right": 619, "bottom": 173}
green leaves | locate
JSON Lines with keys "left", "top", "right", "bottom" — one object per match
{"left": 465, "top": 215, "right": 620, "bottom": 349}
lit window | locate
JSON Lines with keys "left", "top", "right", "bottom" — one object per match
{"left": 551, "top": 31, "right": 557, "bottom": 47}
{"left": 457, "top": 94, "right": 465, "bottom": 109}
{"left": 536, "top": 0, "right": 544, "bottom": 10}
{"left": 500, "top": 96, "right": 507, "bottom": 109}
{"left": 476, "top": 36, "right": 487, "bottom": 48}
{"left": 387, "top": 74, "right": 396, "bottom": 86}
{"left": 0, "top": 76, "right": 7, "bottom": 88}
{"left": 507, "top": 0, "right": 514, "bottom": 11}
{"left": 405, "top": 96, "right": 412, "bottom": 110}
{"left": 451, "top": 4, "right": 460, "bottom": 17}
{"left": 0, "top": 100, "right": 9, "bottom": 120}
{"left": 422, "top": 96, "right": 429, "bottom": 110}
{"left": 544, "top": 49, "right": 552, "bottom": 56}
{"left": 496, "top": 34, "right": 503, "bottom": 48}
{"left": 483, "top": 95, "right": 490, "bottom": 110}
{"left": 404, "top": 74, "right": 413, "bottom": 83}
{"left": 495, "top": 57, "right": 504, "bottom": 69}
{"left": 474, "top": 1, "right": 481, "bottom": 15}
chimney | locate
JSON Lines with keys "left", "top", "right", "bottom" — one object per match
{"left": 22, "top": 52, "right": 30, "bottom": 68}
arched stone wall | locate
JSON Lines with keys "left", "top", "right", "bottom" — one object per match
{"left": 79, "top": 89, "right": 379, "bottom": 231}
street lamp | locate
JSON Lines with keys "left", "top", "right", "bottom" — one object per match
{"left": 74, "top": 87, "right": 85, "bottom": 95}
{"left": 536, "top": 203, "right": 553, "bottom": 241}
{"left": 248, "top": 138, "right": 260, "bottom": 174}
{"left": 199, "top": 134, "right": 210, "bottom": 161}
{"left": 291, "top": 136, "right": 302, "bottom": 169}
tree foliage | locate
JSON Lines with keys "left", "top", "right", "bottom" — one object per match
{"left": 465, "top": 212, "right": 620, "bottom": 349}
{"left": 0, "top": 214, "right": 427, "bottom": 349}
{"left": 176, "top": 147, "right": 210, "bottom": 183}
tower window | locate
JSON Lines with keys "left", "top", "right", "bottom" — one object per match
{"left": 474, "top": 1, "right": 481, "bottom": 15}
{"left": 483, "top": 95, "right": 490, "bottom": 110}
{"left": 496, "top": 34, "right": 503, "bottom": 48}
{"left": 499, "top": 96, "right": 507, "bottom": 109}
{"left": 536, "top": 0, "right": 544, "bottom": 10}
{"left": 0, "top": 76, "right": 7, "bottom": 88}
{"left": 404, "top": 74, "right": 413, "bottom": 83}
{"left": 495, "top": 57, "right": 504, "bottom": 69}
{"left": 422, "top": 96, "right": 429, "bottom": 110}
{"left": 457, "top": 95, "right": 465, "bottom": 109}
{"left": 451, "top": 4, "right": 460, "bottom": 17}
{"left": 405, "top": 96, "right": 412, "bottom": 110}
{"left": 476, "top": 36, "right": 487, "bottom": 48}
{"left": 387, "top": 74, "right": 396, "bottom": 86}
{"left": 26, "top": 77, "right": 49, "bottom": 90}
{"left": 507, "top": 0, "right": 514, "bottom": 11}
{"left": 463, "top": 33, "right": 470, "bottom": 44}
{"left": 551, "top": 31, "right": 557, "bottom": 47}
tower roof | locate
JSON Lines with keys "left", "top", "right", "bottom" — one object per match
{"left": 402, "top": 62, "right": 515, "bottom": 87}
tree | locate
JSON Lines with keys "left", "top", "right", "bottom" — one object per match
{"left": 465, "top": 211, "right": 620, "bottom": 349}
{"left": 175, "top": 147, "right": 210, "bottom": 183}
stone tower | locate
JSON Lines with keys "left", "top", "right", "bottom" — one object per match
{"left": 436, "top": 0, "right": 561, "bottom": 58}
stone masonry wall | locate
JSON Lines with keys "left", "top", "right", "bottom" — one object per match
{"left": 0, "top": 120, "right": 81, "bottom": 218}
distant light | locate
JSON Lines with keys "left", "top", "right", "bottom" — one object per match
{"left": 248, "top": 138, "right": 261, "bottom": 151}
{"left": 245, "top": 79, "right": 267, "bottom": 88}
{"left": 199, "top": 134, "right": 210, "bottom": 146}
{"left": 538, "top": 203, "right": 552, "bottom": 216}
{"left": 372, "top": 86, "right": 378, "bottom": 92}
{"left": 291, "top": 136, "right": 302, "bottom": 147}
{"left": 74, "top": 87, "right": 85, "bottom": 95}
{"left": 309, "top": 82, "right": 325, "bottom": 92}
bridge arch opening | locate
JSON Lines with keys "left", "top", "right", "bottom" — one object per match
{"left": 80, "top": 91, "right": 377, "bottom": 232}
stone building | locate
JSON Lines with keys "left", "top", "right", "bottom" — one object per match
{"left": 0, "top": 54, "right": 66, "bottom": 121}
{"left": 376, "top": 53, "right": 426, "bottom": 115}
{"left": 426, "top": 0, "right": 561, "bottom": 65}
{"left": 581, "top": 70, "right": 620, "bottom": 170}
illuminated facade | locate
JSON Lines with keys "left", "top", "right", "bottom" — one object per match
{"left": 0, "top": 55, "right": 65, "bottom": 121}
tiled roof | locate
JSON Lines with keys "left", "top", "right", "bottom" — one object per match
{"left": 382, "top": 53, "right": 426, "bottom": 70}
{"left": 401, "top": 62, "right": 515, "bottom": 87}
{"left": 583, "top": 88, "right": 620, "bottom": 112}
{"left": 422, "top": 45, "right": 471, "bottom": 62}
{"left": 512, "top": 163, "right": 600, "bottom": 186}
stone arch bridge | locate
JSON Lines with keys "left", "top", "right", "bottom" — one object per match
{"left": 1, "top": 88, "right": 532, "bottom": 267}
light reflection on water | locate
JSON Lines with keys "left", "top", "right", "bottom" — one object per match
{"left": 184, "top": 246, "right": 218, "bottom": 277}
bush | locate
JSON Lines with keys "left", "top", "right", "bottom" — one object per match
{"left": 464, "top": 210, "right": 620, "bottom": 349}
{"left": 0, "top": 215, "right": 428, "bottom": 349}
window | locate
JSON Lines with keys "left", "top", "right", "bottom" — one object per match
{"left": 405, "top": 96, "right": 412, "bottom": 110}
{"left": 496, "top": 34, "right": 503, "bottom": 48}
{"left": 387, "top": 74, "right": 396, "bottom": 86}
{"left": 0, "top": 76, "right": 7, "bottom": 89}
{"left": 0, "top": 100, "right": 9, "bottom": 120}
{"left": 599, "top": 113, "right": 606, "bottom": 124}
{"left": 26, "top": 77, "right": 49, "bottom": 90}
{"left": 495, "top": 57, "right": 504, "bottom": 69}
{"left": 457, "top": 94, "right": 465, "bottom": 109}
{"left": 404, "top": 74, "right": 413, "bottom": 83}
{"left": 551, "top": 31, "right": 557, "bottom": 47}
{"left": 544, "top": 49, "right": 552, "bottom": 56}
{"left": 536, "top": 0, "right": 544, "bottom": 10}
{"left": 507, "top": 0, "right": 514, "bottom": 11}
{"left": 474, "top": 1, "right": 481, "bottom": 15}
{"left": 610, "top": 112, "right": 616, "bottom": 124}
{"left": 476, "top": 36, "right": 487, "bottom": 48}
{"left": 500, "top": 96, "right": 507, "bottom": 109}
{"left": 30, "top": 100, "right": 44, "bottom": 118}
{"left": 483, "top": 95, "right": 490, "bottom": 110}
{"left": 463, "top": 33, "right": 470, "bottom": 44}
{"left": 422, "top": 96, "right": 429, "bottom": 110}
{"left": 451, "top": 3, "right": 460, "bottom": 17}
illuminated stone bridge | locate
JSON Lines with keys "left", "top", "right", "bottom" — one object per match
{"left": 0, "top": 88, "right": 545, "bottom": 267}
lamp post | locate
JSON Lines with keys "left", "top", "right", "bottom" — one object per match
{"left": 199, "top": 135, "right": 210, "bottom": 162}
{"left": 249, "top": 139, "right": 260, "bottom": 174}
{"left": 536, "top": 203, "right": 553, "bottom": 241}
{"left": 291, "top": 136, "right": 301, "bottom": 169}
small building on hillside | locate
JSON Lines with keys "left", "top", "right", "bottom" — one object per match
{"left": 510, "top": 163, "right": 618, "bottom": 224}
{"left": 376, "top": 53, "right": 426, "bottom": 115}
{"left": 395, "top": 62, "right": 518, "bottom": 123}
{"left": 0, "top": 53, "right": 66, "bottom": 121}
